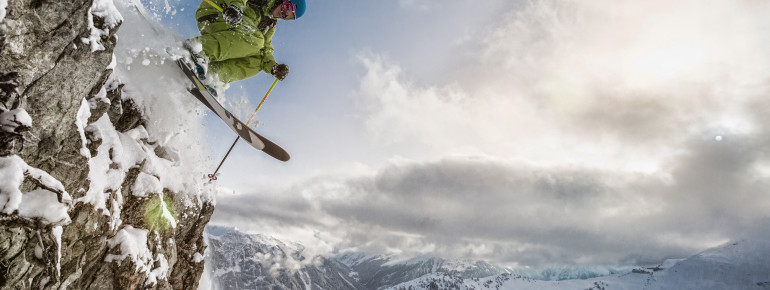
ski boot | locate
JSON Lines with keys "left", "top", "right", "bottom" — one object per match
{"left": 207, "top": 87, "right": 218, "bottom": 97}
{"left": 183, "top": 40, "right": 209, "bottom": 80}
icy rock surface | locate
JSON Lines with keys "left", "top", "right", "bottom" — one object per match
{"left": 0, "top": 0, "right": 216, "bottom": 289}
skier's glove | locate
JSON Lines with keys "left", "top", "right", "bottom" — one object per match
{"left": 222, "top": 5, "right": 243, "bottom": 26}
{"left": 271, "top": 64, "right": 289, "bottom": 81}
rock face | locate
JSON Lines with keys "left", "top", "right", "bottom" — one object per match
{"left": 0, "top": 0, "right": 214, "bottom": 289}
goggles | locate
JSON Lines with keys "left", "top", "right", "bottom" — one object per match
{"left": 279, "top": 1, "right": 297, "bottom": 20}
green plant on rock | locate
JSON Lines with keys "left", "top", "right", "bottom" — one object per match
{"left": 144, "top": 193, "right": 177, "bottom": 231}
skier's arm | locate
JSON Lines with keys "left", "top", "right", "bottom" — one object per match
{"left": 259, "top": 26, "right": 278, "bottom": 73}
{"left": 197, "top": 0, "right": 247, "bottom": 20}
{"left": 217, "top": 0, "right": 247, "bottom": 9}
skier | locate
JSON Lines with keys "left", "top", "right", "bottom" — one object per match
{"left": 186, "top": 0, "right": 306, "bottom": 84}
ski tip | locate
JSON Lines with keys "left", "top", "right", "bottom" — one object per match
{"left": 176, "top": 57, "right": 191, "bottom": 69}
{"left": 266, "top": 151, "right": 290, "bottom": 162}
{"left": 262, "top": 142, "right": 291, "bottom": 162}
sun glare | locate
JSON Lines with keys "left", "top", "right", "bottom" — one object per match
{"left": 624, "top": 41, "right": 712, "bottom": 88}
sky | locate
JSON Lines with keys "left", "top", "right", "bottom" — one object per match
{"left": 141, "top": 0, "right": 770, "bottom": 267}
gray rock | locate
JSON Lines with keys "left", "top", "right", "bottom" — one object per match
{"left": 0, "top": 0, "right": 214, "bottom": 289}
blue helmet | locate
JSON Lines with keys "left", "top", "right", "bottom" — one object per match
{"left": 290, "top": 0, "right": 306, "bottom": 18}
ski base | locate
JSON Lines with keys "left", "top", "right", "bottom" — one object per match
{"left": 176, "top": 58, "right": 290, "bottom": 162}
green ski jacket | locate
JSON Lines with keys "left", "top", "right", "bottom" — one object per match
{"left": 194, "top": 0, "right": 279, "bottom": 83}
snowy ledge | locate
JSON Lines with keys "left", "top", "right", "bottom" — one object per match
{"left": 105, "top": 225, "right": 171, "bottom": 286}
{"left": 1, "top": 107, "right": 72, "bottom": 226}
{"left": 82, "top": 0, "right": 123, "bottom": 52}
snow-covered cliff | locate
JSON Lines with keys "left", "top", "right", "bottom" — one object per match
{"left": 0, "top": 0, "right": 217, "bottom": 288}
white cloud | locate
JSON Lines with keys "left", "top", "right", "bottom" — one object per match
{"left": 214, "top": 140, "right": 770, "bottom": 266}
{"left": 356, "top": 55, "right": 474, "bottom": 147}
{"left": 213, "top": 0, "right": 770, "bottom": 267}
{"left": 354, "top": 0, "right": 770, "bottom": 169}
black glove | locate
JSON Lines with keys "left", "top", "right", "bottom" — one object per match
{"left": 271, "top": 64, "right": 289, "bottom": 80}
{"left": 222, "top": 5, "right": 243, "bottom": 26}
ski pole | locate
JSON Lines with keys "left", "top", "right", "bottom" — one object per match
{"left": 209, "top": 78, "right": 280, "bottom": 181}
{"left": 203, "top": 0, "right": 224, "bottom": 12}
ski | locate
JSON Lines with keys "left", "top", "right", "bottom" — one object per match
{"left": 175, "top": 58, "right": 290, "bottom": 162}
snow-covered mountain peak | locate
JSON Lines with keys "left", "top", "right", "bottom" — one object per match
{"left": 201, "top": 226, "right": 364, "bottom": 289}
{"left": 202, "top": 225, "right": 770, "bottom": 289}
{"left": 386, "top": 229, "right": 770, "bottom": 290}
{"left": 206, "top": 225, "right": 305, "bottom": 254}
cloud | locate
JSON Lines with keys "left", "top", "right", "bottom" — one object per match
{"left": 354, "top": 0, "right": 770, "bottom": 166}
{"left": 212, "top": 0, "right": 770, "bottom": 267}
{"left": 481, "top": 0, "right": 770, "bottom": 136}
{"left": 213, "top": 132, "right": 770, "bottom": 266}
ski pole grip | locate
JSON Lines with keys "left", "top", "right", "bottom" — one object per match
{"left": 203, "top": 0, "right": 224, "bottom": 12}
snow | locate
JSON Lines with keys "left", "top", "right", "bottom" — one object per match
{"left": 0, "top": 0, "right": 7, "bottom": 23}
{"left": 508, "top": 264, "right": 634, "bottom": 281}
{"left": 25, "top": 167, "right": 69, "bottom": 198}
{"left": 17, "top": 190, "right": 71, "bottom": 225}
{"left": 124, "top": 125, "right": 150, "bottom": 142}
{"left": 52, "top": 226, "right": 63, "bottom": 278}
{"left": 146, "top": 253, "right": 170, "bottom": 286}
{"left": 338, "top": 272, "right": 357, "bottom": 289}
{"left": 108, "top": 53, "right": 118, "bottom": 70}
{"left": 83, "top": 0, "right": 123, "bottom": 51}
{"left": 212, "top": 264, "right": 241, "bottom": 278}
{"left": 76, "top": 0, "right": 219, "bottom": 225}
{"left": 77, "top": 115, "right": 175, "bottom": 227}
{"left": 0, "top": 108, "right": 73, "bottom": 223}
{"left": 157, "top": 193, "right": 177, "bottom": 228}
{"left": 0, "top": 109, "right": 31, "bottom": 133}
{"left": 197, "top": 259, "right": 216, "bottom": 290}
{"left": 76, "top": 1, "right": 230, "bottom": 283}
{"left": 299, "top": 271, "right": 312, "bottom": 289}
{"left": 78, "top": 115, "right": 183, "bottom": 227}
{"left": 76, "top": 97, "right": 92, "bottom": 158}
{"left": 0, "top": 155, "right": 25, "bottom": 214}
{"left": 132, "top": 172, "right": 162, "bottom": 197}
{"left": 92, "top": 0, "right": 122, "bottom": 27}
{"left": 657, "top": 258, "right": 684, "bottom": 270}
{"left": 105, "top": 225, "right": 172, "bottom": 285}
{"left": 106, "top": 225, "right": 151, "bottom": 265}
{"left": 193, "top": 252, "right": 204, "bottom": 263}
{"left": 76, "top": 115, "right": 133, "bottom": 218}
{"left": 385, "top": 228, "right": 770, "bottom": 290}
{"left": 382, "top": 254, "right": 433, "bottom": 267}
{"left": 0, "top": 154, "right": 71, "bottom": 220}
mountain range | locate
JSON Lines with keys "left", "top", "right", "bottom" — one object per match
{"left": 201, "top": 226, "right": 770, "bottom": 290}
